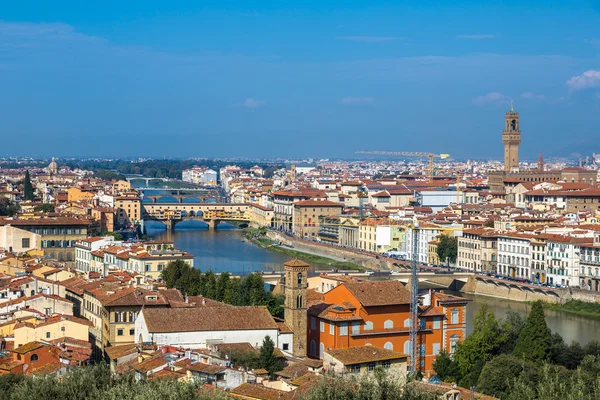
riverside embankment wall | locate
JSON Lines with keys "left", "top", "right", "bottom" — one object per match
{"left": 267, "top": 232, "right": 395, "bottom": 271}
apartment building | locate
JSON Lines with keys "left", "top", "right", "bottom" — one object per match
{"left": 497, "top": 233, "right": 533, "bottom": 279}
{"left": 457, "top": 228, "right": 498, "bottom": 273}
{"left": 307, "top": 280, "right": 470, "bottom": 376}
{"left": 292, "top": 200, "right": 343, "bottom": 239}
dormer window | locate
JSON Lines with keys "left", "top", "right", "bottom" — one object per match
{"left": 146, "top": 296, "right": 158, "bottom": 301}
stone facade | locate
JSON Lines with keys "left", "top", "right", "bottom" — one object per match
{"left": 502, "top": 106, "right": 521, "bottom": 172}
{"left": 284, "top": 259, "right": 309, "bottom": 357}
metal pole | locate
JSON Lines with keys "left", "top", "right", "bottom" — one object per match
{"left": 410, "top": 222, "right": 419, "bottom": 373}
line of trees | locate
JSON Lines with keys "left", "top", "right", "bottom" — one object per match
{"left": 433, "top": 301, "right": 600, "bottom": 399}
{"left": 161, "top": 260, "right": 285, "bottom": 317}
{"left": 62, "top": 159, "right": 284, "bottom": 180}
{"left": 0, "top": 363, "right": 445, "bottom": 400}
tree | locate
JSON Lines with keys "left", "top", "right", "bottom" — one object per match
{"left": 0, "top": 197, "right": 19, "bottom": 217}
{"left": 499, "top": 309, "right": 526, "bottom": 354}
{"left": 513, "top": 301, "right": 551, "bottom": 362}
{"left": 259, "top": 336, "right": 283, "bottom": 378}
{"left": 215, "top": 272, "right": 230, "bottom": 302}
{"left": 432, "top": 350, "right": 460, "bottom": 382}
{"left": 436, "top": 235, "right": 458, "bottom": 264}
{"left": 104, "top": 232, "right": 123, "bottom": 241}
{"left": 477, "top": 354, "right": 540, "bottom": 398}
{"left": 33, "top": 203, "right": 55, "bottom": 213}
{"left": 453, "top": 305, "right": 506, "bottom": 388}
{"left": 23, "top": 170, "right": 34, "bottom": 201}
{"left": 161, "top": 260, "right": 193, "bottom": 292}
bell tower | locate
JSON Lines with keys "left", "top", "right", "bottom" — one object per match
{"left": 283, "top": 259, "right": 309, "bottom": 357}
{"left": 502, "top": 101, "right": 521, "bottom": 172}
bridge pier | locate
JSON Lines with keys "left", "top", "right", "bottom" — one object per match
{"left": 164, "top": 219, "right": 176, "bottom": 231}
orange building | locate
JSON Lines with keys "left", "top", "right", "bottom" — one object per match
{"left": 307, "top": 280, "right": 469, "bottom": 376}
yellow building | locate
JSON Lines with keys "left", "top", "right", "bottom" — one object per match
{"left": 115, "top": 195, "right": 141, "bottom": 228}
{"left": 249, "top": 203, "right": 274, "bottom": 228}
{"left": 13, "top": 314, "right": 92, "bottom": 349}
{"left": 292, "top": 200, "right": 344, "bottom": 238}
{"left": 83, "top": 283, "right": 176, "bottom": 357}
{"left": 0, "top": 216, "right": 90, "bottom": 263}
{"left": 428, "top": 240, "right": 440, "bottom": 265}
{"left": 111, "top": 180, "right": 131, "bottom": 195}
{"left": 67, "top": 187, "right": 96, "bottom": 203}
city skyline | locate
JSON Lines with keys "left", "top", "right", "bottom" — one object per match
{"left": 1, "top": 0, "right": 599, "bottom": 159}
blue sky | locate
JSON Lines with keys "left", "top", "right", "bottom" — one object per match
{"left": 1, "top": 0, "right": 599, "bottom": 160}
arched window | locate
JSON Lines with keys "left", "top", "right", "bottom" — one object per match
{"left": 296, "top": 295, "right": 303, "bottom": 309}
{"left": 384, "top": 342, "right": 393, "bottom": 351}
{"left": 58, "top": 253, "right": 64, "bottom": 261}
{"left": 403, "top": 318, "right": 412, "bottom": 328}
{"left": 450, "top": 334, "right": 460, "bottom": 354}
{"left": 319, "top": 342, "right": 324, "bottom": 359}
{"left": 384, "top": 320, "right": 393, "bottom": 329}
{"left": 297, "top": 272, "right": 303, "bottom": 286}
{"left": 31, "top": 354, "right": 39, "bottom": 362}
{"left": 310, "top": 340, "right": 316, "bottom": 356}
{"left": 364, "top": 321, "right": 373, "bottom": 331}
{"left": 66, "top": 253, "right": 73, "bottom": 261}
{"left": 404, "top": 340, "right": 412, "bottom": 355}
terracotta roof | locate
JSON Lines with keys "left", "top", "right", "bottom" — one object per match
{"left": 342, "top": 280, "right": 411, "bottom": 307}
{"left": 105, "top": 343, "right": 138, "bottom": 360}
{"left": 213, "top": 342, "right": 258, "bottom": 355}
{"left": 284, "top": 259, "right": 310, "bottom": 268}
{"left": 434, "top": 291, "right": 470, "bottom": 304}
{"left": 186, "top": 362, "right": 226, "bottom": 375}
{"left": 229, "top": 383, "right": 293, "bottom": 400}
{"left": 293, "top": 200, "right": 344, "bottom": 207}
{"left": 13, "top": 341, "right": 45, "bottom": 354}
{"left": 325, "top": 345, "right": 408, "bottom": 365}
{"left": 141, "top": 306, "right": 278, "bottom": 333}
{"left": 0, "top": 217, "right": 90, "bottom": 226}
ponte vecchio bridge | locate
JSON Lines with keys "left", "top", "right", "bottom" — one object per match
{"left": 138, "top": 187, "right": 224, "bottom": 203}
{"left": 141, "top": 202, "right": 251, "bottom": 230}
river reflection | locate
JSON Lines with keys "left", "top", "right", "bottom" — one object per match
{"left": 461, "top": 292, "right": 600, "bottom": 345}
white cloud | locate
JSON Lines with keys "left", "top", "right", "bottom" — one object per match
{"left": 243, "top": 98, "right": 265, "bottom": 108}
{"left": 472, "top": 92, "right": 507, "bottom": 106}
{"left": 341, "top": 96, "right": 375, "bottom": 105}
{"left": 566, "top": 70, "right": 600, "bottom": 91}
{"left": 457, "top": 34, "right": 496, "bottom": 39}
{"left": 336, "top": 36, "right": 399, "bottom": 43}
{"left": 521, "top": 92, "right": 545, "bottom": 101}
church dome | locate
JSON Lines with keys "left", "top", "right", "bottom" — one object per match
{"left": 48, "top": 157, "right": 59, "bottom": 174}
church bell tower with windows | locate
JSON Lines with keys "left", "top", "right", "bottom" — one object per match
{"left": 502, "top": 101, "right": 521, "bottom": 172}
{"left": 284, "top": 259, "right": 309, "bottom": 357}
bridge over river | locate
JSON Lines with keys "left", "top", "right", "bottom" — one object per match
{"left": 142, "top": 202, "right": 251, "bottom": 230}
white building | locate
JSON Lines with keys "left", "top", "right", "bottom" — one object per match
{"left": 414, "top": 190, "right": 463, "bottom": 212}
{"left": 406, "top": 222, "right": 462, "bottom": 264}
{"left": 497, "top": 233, "right": 532, "bottom": 280}
{"left": 545, "top": 236, "right": 591, "bottom": 287}
{"left": 182, "top": 167, "right": 217, "bottom": 185}
{"left": 135, "top": 306, "right": 293, "bottom": 355}
{"left": 0, "top": 225, "right": 41, "bottom": 254}
{"left": 74, "top": 236, "right": 117, "bottom": 273}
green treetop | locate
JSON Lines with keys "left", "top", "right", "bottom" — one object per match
{"left": 513, "top": 301, "right": 551, "bottom": 362}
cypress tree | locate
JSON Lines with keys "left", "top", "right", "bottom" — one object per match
{"left": 23, "top": 170, "right": 34, "bottom": 201}
{"left": 513, "top": 301, "right": 551, "bottom": 362}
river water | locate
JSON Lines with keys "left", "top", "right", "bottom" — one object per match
{"left": 146, "top": 224, "right": 600, "bottom": 345}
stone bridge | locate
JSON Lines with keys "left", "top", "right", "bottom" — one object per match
{"left": 139, "top": 188, "right": 223, "bottom": 203}
{"left": 142, "top": 203, "right": 251, "bottom": 230}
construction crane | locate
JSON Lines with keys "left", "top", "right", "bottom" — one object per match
{"left": 356, "top": 151, "right": 450, "bottom": 181}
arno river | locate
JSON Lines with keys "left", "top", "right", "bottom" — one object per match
{"left": 146, "top": 222, "right": 600, "bottom": 345}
